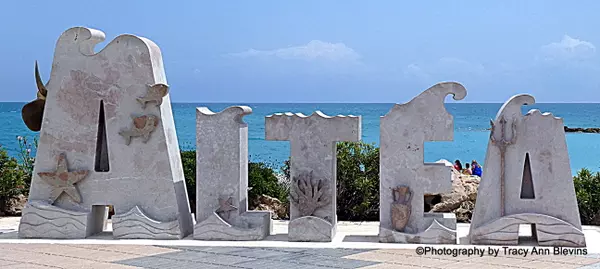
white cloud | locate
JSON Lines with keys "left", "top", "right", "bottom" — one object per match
{"left": 539, "top": 35, "right": 596, "bottom": 62}
{"left": 226, "top": 40, "right": 361, "bottom": 62}
{"left": 403, "top": 57, "right": 485, "bottom": 80}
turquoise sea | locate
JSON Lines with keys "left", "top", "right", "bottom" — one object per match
{"left": 1, "top": 102, "right": 600, "bottom": 175}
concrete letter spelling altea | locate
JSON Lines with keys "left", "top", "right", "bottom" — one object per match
{"left": 265, "top": 111, "right": 361, "bottom": 242}
{"left": 379, "top": 82, "right": 467, "bottom": 244}
{"left": 18, "top": 27, "right": 193, "bottom": 239}
{"left": 469, "top": 94, "right": 586, "bottom": 247}
{"left": 194, "top": 106, "right": 272, "bottom": 240}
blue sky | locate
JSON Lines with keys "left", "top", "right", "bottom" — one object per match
{"left": 1, "top": 1, "right": 599, "bottom": 103}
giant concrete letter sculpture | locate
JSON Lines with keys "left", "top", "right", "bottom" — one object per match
{"left": 379, "top": 82, "right": 467, "bottom": 244}
{"left": 266, "top": 111, "right": 361, "bottom": 242}
{"left": 194, "top": 106, "right": 272, "bottom": 240}
{"left": 469, "top": 94, "right": 586, "bottom": 247}
{"left": 18, "top": 27, "right": 193, "bottom": 239}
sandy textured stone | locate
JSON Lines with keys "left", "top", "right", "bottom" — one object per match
{"left": 265, "top": 111, "right": 361, "bottom": 242}
{"left": 20, "top": 27, "right": 193, "bottom": 239}
{"left": 469, "top": 94, "right": 586, "bottom": 247}
{"left": 194, "top": 106, "right": 272, "bottom": 240}
{"left": 379, "top": 82, "right": 466, "bottom": 244}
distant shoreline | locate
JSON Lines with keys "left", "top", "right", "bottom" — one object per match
{"left": 484, "top": 126, "right": 600, "bottom": 134}
{"left": 564, "top": 126, "right": 600, "bottom": 133}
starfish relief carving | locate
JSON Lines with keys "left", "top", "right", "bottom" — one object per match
{"left": 37, "top": 153, "right": 89, "bottom": 204}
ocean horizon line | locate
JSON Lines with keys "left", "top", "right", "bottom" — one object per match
{"left": 2, "top": 101, "right": 600, "bottom": 105}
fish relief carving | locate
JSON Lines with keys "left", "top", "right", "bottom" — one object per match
{"left": 137, "top": 83, "right": 169, "bottom": 108}
{"left": 119, "top": 115, "right": 159, "bottom": 145}
{"left": 391, "top": 185, "right": 412, "bottom": 232}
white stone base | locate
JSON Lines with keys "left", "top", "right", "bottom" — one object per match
{"left": 379, "top": 219, "right": 457, "bottom": 244}
{"left": 288, "top": 216, "right": 334, "bottom": 242}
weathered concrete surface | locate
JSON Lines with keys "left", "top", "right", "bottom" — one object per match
{"left": 20, "top": 27, "right": 193, "bottom": 239}
{"left": 194, "top": 106, "right": 271, "bottom": 240}
{"left": 469, "top": 94, "right": 586, "bottom": 247}
{"left": 265, "top": 111, "right": 361, "bottom": 242}
{"left": 379, "top": 82, "right": 466, "bottom": 244}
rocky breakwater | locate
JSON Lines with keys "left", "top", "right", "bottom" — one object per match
{"left": 425, "top": 160, "right": 480, "bottom": 222}
{"left": 564, "top": 126, "right": 600, "bottom": 133}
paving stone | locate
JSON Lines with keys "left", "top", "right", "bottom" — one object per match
{"left": 301, "top": 248, "right": 373, "bottom": 258}
{"left": 2, "top": 264, "right": 55, "bottom": 269}
{"left": 518, "top": 260, "right": 581, "bottom": 269}
{"left": 162, "top": 246, "right": 250, "bottom": 254}
{"left": 360, "top": 264, "right": 423, "bottom": 269}
{"left": 580, "top": 262, "right": 600, "bottom": 269}
{"left": 227, "top": 248, "right": 293, "bottom": 259}
{"left": 260, "top": 247, "right": 309, "bottom": 253}
{"left": 149, "top": 250, "right": 217, "bottom": 261}
{"left": 102, "top": 245, "right": 178, "bottom": 256}
{"left": 235, "top": 259, "right": 329, "bottom": 269}
{"left": 291, "top": 255, "right": 378, "bottom": 268}
{"left": 146, "top": 251, "right": 256, "bottom": 266}
{"left": 0, "top": 260, "right": 20, "bottom": 268}
{"left": 265, "top": 252, "right": 315, "bottom": 262}
{"left": 115, "top": 256, "right": 177, "bottom": 268}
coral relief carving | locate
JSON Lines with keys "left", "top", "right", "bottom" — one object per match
{"left": 290, "top": 171, "right": 331, "bottom": 217}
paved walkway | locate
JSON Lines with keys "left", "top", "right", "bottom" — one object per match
{"left": 2, "top": 244, "right": 600, "bottom": 269}
{"left": 3, "top": 217, "right": 600, "bottom": 268}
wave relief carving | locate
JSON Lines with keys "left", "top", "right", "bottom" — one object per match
{"left": 111, "top": 206, "right": 181, "bottom": 239}
{"left": 18, "top": 201, "right": 89, "bottom": 239}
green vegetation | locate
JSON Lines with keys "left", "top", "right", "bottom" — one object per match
{"left": 2, "top": 136, "right": 600, "bottom": 226}
{"left": 0, "top": 136, "right": 34, "bottom": 213}
{"left": 179, "top": 150, "right": 289, "bottom": 215}
{"left": 336, "top": 141, "right": 380, "bottom": 221}
{"left": 573, "top": 168, "right": 600, "bottom": 225}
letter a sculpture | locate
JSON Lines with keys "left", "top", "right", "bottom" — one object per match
{"left": 379, "top": 82, "right": 467, "bottom": 244}
{"left": 469, "top": 94, "right": 586, "bottom": 247}
{"left": 18, "top": 27, "right": 193, "bottom": 239}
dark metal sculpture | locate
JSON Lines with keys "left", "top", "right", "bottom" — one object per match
{"left": 490, "top": 116, "right": 517, "bottom": 216}
{"left": 21, "top": 61, "right": 48, "bottom": 132}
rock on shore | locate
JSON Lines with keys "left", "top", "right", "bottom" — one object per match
{"left": 425, "top": 160, "right": 480, "bottom": 222}
{"left": 251, "top": 195, "right": 289, "bottom": 220}
{"left": 0, "top": 194, "right": 27, "bottom": 216}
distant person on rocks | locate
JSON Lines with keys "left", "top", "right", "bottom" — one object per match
{"left": 463, "top": 163, "right": 472, "bottom": 175}
{"left": 471, "top": 160, "right": 482, "bottom": 177}
{"left": 453, "top": 160, "right": 462, "bottom": 171}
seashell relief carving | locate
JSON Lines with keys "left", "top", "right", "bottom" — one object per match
{"left": 391, "top": 185, "right": 412, "bottom": 232}
{"left": 290, "top": 171, "right": 331, "bottom": 217}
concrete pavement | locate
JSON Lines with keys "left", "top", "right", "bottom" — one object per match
{"left": 2, "top": 217, "right": 600, "bottom": 268}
